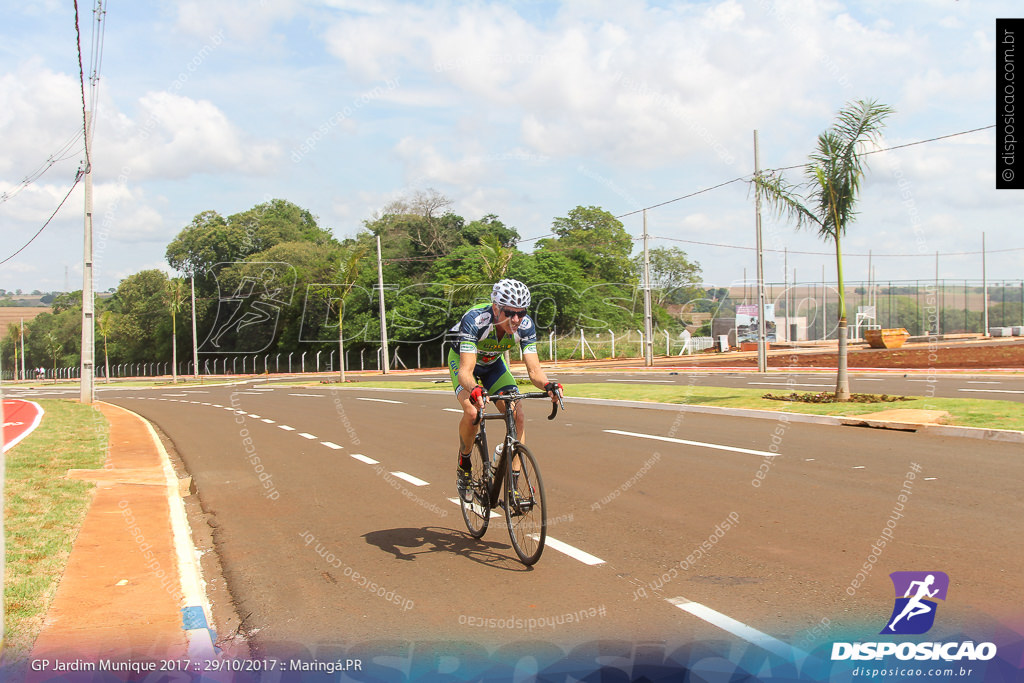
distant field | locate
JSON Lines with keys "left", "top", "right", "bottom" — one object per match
{"left": 0, "top": 307, "right": 50, "bottom": 340}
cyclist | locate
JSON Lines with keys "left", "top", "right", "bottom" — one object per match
{"left": 448, "top": 278, "right": 562, "bottom": 498}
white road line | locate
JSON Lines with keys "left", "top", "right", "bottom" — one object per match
{"left": 966, "top": 381, "right": 1002, "bottom": 384}
{"left": 852, "top": 465, "right": 866, "bottom": 469}
{"left": 182, "top": 390, "right": 209, "bottom": 394}
{"left": 746, "top": 382, "right": 832, "bottom": 387}
{"left": 278, "top": 425, "right": 296, "bottom": 431}
{"left": 162, "top": 393, "right": 188, "bottom": 397}
{"left": 288, "top": 393, "right": 323, "bottom": 397}
{"left": 358, "top": 397, "right": 404, "bottom": 404}
{"left": 539, "top": 536, "right": 605, "bottom": 565}
{"left": 390, "top": 471, "right": 429, "bottom": 486}
{"left": 321, "top": 441, "right": 343, "bottom": 450}
{"left": 605, "top": 379, "right": 674, "bottom": 383}
{"left": 298, "top": 432, "right": 317, "bottom": 440}
{"left": 924, "top": 477, "right": 938, "bottom": 481}
{"left": 447, "top": 498, "right": 502, "bottom": 518}
{"left": 261, "top": 418, "right": 275, "bottom": 424}
{"left": 442, "top": 408, "right": 462, "bottom": 413}
{"left": 350, "top": 453, "right": 379, "bottom": 465}
{"left": 248, "top": 414, "right": 261, "bottom": 419}
{"left": 605, "top": 429, "right": 778, "bottom": 457}
{"left": 958, "top": 388, "right": 1024, "bottom": 394}
{"left": 667, "top": 596, "right": 801, "bottom": 660}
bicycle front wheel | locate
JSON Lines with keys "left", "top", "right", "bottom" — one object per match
{"left": 504, "top": 443, "right": 546, "bottom": 566}
{"left": 460, "top": 436, "right": 491, "bottom": 538}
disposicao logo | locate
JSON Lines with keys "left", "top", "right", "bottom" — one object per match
{"left": 831, "top": 570, "right": 998, "bottom": 663}
{"left": 881, "top": 571, "right": 948, "bottom": 635}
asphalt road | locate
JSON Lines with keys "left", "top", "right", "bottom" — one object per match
{"left": 86, "top": 381, "right": 1022, "bottom": 669}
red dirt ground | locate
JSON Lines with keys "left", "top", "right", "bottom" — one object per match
{"left": 673, "top": 339, "right": 1024, "bottom": 370}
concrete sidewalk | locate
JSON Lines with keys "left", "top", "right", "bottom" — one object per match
{"left": 26, "top": 402, "right": 215, "bottom": 672}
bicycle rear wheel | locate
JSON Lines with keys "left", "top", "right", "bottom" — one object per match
{"left": 504, "top": 443, "right": 546, "bottom": 565}
{"left": 460, "top": 436, "right": 491, "bottom": 538}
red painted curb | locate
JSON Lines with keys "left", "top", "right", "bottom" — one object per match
{"left": 2, "top": 399, "right": 45, "bottom": 452}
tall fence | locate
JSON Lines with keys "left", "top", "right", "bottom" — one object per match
{"left": 732, "top": 278, "right": 1024, "bottom": 339}
{"left": 0, "top": 332, "right": 717, "bottom": 381}
{"left": 2, "top": 277, "right": 1021, "bottom": 381}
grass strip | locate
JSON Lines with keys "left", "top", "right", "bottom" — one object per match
{"left": 4, "top": 399, "right": 108, "bottom": 658}
{"left": 340, "top": 380, "right": 1024, "bottom": 432}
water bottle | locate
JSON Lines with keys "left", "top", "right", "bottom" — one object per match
{"left": 493, "top": 442, "right": 503, "bottom": 464}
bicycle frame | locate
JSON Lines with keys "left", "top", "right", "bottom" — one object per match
{"left": 474, "top": 390, "right": 562, "bottom": 506}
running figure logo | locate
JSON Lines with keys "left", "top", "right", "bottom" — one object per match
{"left": 881, "top": 571, "right": 949, "bottom": 635}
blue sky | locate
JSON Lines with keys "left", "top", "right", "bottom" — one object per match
{"left": 0, "top": 0, "right": 1019, "bottom": 294}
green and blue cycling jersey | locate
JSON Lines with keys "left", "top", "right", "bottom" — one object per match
{"left": 447, "top": 303, "right": 538, "bottom": 395}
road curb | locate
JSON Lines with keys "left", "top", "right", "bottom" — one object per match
{"left": 115, "top": 403, "right": 220, "bottom": 659}
{"left": 325, "top": 386, "right": 1024, "bottom": 444}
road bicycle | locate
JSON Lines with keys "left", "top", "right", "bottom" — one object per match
{"left": 459, "top": 388, "right": 564, "bottom": 566}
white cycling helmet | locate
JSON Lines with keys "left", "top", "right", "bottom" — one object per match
{"left": 491, "top": 278, "right": 531, "bottom": 308}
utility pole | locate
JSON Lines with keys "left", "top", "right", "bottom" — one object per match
{"left": 642, "top": 209, "right": 653, "bottom": 366}
{"left": 784, "top": 247, "right": 788, "bottom": 341}
{"left": 754, "top": 130, "right": 767, "bottom": 372}
{"left": 982, "top": 232, "right": 988, "bottom": 336}
{"left": 191, "top": 274, "right": 199, "bottom": 378}
{"left": 376, "top": 234, "right": 390, "bottom": 374}
{"left": 80, "top": 110, "right": 95, "bottom": 404}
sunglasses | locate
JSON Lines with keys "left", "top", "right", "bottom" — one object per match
{"left": 500, "top": 307, "right": 527, "bottom": 320}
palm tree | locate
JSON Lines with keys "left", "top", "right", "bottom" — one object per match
{"left": 45, "top": 331, "right": 63, "bottom": 384}
{"left": 754, "top": 98, "right": 894, "bottom": 400}
{"left": 446, "top": 234, "right": 515, "bottom": 307}
{"left": 6, "top": 322, "right": 21, "bottom": 380}
{"left": 313, "top": 245, "right": 368, "bottom": 383}
{"left": 97, "top": 310, "right": 113, "bottom": 383}
{"left": 167, "top": 278, "right": 188, "bottom": 383}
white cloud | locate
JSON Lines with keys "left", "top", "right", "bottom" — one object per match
{"left": 97, "top": 91, "right": 281, "bottom": 180}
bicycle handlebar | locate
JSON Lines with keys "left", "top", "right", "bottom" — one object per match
{"left": 472, "top": 389, "right": 565, "bottom": 424}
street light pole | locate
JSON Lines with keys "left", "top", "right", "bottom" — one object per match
{"left": 80, "top": 110, "right": 95, "bottom": 403}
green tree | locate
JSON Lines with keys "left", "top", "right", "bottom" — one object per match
{"left": 310, "top": 244, "right": 369, "bottom": 382}
{"left": 112, "top": 270, "right": 171, "bottom": 363}
{"left": 754, "top": 98, "right": 894, "bottom": 400}
{"left": 634, "top": 247, "right": 703, "bottom": 307}
{"left": 540, "top": 206, "right": 635, "bottom": 283}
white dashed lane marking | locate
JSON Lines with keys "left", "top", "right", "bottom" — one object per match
{"left": 605, "top": 429, "right": 778, "bottom": 458}
{"left": 321, "top": 441, "right": 343, "bottom": 450}
{"left": 390, "top": 471, "right": 429, "bottom": 487}
{"left": 298, "top": 432, "right": 317, "bottom": 440}
{"left": 667, "top": 596, "right": 802, "bottom": 660}
{"left": 357, "top": 397, "right": 404, "bottom": 404}
{"left": 350, "top": 453, "right": 379, "bottom": 465}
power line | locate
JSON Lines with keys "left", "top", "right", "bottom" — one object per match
{"left": 74, "top": 0, "right": 91, "bottom": 170}
{"left": 616, "top": 176, "right": 749, "bottom": 219}
{"left": 615, "top": 125, "right": 995, "bottom": 220}
{"left": 0, "top": 174, "right": 84, "bottom": 267}
{"left": 0, "top": 131, "right": 84, "bottom": 205}
{"left": 648, "top": 234, "right": 1024, "bottom": 258}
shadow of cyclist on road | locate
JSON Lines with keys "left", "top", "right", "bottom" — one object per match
{"left": 363, "top": 527, "right": 528, "bottom": 571}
